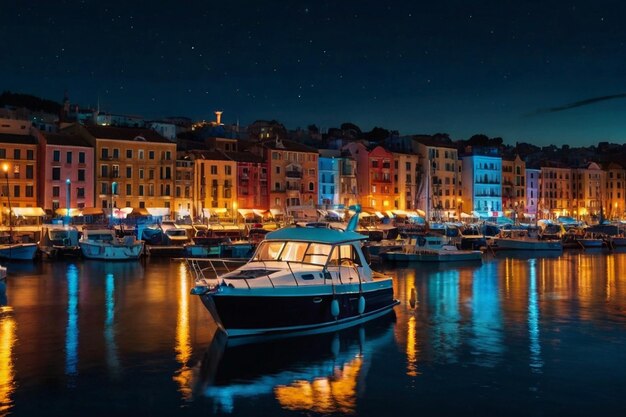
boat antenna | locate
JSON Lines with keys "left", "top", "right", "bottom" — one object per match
{"left": 346, "top": 204, "right": 361, "bottom": 232}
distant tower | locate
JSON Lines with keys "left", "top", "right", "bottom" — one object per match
{"left": 215, "top": 111, "right": 223, "bottom": 125}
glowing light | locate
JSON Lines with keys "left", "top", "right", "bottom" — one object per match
{"left": 173, "top": 262, "right": 193, "bottom": 400}
{"left": 105, "top": 272, "right": 120, "bottom": 376}
{"left": 0, "top": 314, "right": 16, "bottom": 415}
{"left": 528, "top": 259, "right": 543, "bottom": 373}
{"left": 65, "top": 264, "right": 79, "bottom": 378}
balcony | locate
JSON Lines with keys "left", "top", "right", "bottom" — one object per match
{"left": 286, "top": 170, "right": 303, "bottom": 178}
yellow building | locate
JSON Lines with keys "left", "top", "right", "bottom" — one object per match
{"left": 539, "top": 163, "right": 572, "bottom": 219}
{"left": 572, "top": 162, "right": 606, "bottom": 221}
{"left": 392, "top": 151, "right": 420, "bottom": 210}
{"left": 0, "top": 120, "right": 39, "bottom": 225}
{"left": 188, "top": 151, "right": 237, "bottom": 221}
{"left": 68, "top": 124, "right": 176, "bottom": 214}
{"left": 604, "top": 162, "right": 625, "bottom": 219}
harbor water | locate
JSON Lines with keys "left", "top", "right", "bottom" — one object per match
{"left": 2, "top": 251, "right": 626, "bottom": 416}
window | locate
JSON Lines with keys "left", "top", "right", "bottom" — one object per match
{"left": 78, "top": 169, "right": 85, "bottom": 181}
{"left": 101, "top": 148, "right": 109, "bottom": 159}
{"left": 139, "top": 169, "right": 144, "bottom": 179}
{"left": 101, "top": 165, "right": 109, "bottom": 178}
{"left": 112, "top": 148, "right": 120, "bottom": 159}
{"left": 126, "top": 184, "right": 132, "bottom": 195}
{"left": 126, "top": 149, "right": 133, "bottom": 159}
{"left": 26, "top": 165, "right": 33, "bottom": 179}
{"left": 53, "top": 150, "right": 60, "bottom": 162}
{"left": 79, "top": 152, "right": 85, "bottom": 164}
{"left": 149, "top": 169, "right": 154, "bottom": 180}
{"left": 66, "top": 152, "right": 72, "bottom": 164}
{"left": 101, "top": 183, "right": 108, "bottom": 195}
{"left": 13, "top": 149, "right": 20, "bottom": 160}
{"left": 138, "top": 150, "right": 144, "bottom": 160}
{"left": 138, "top": 185, "right": 144, "bottom": 196}
{"left": 126, "top": 166, "right": 132, "bottom": 178}
{"left": 149, "top": 150, "right": 155, "bottom": 160}
{"left": 27, "top": 150, "right": 34, "bottom": 160}
{"left": 13, "top": 185, "right": 19, "bottom": 197}
{"left": 210, "top": 165, "right": 217, "bottom": 175}
{"left": 77, "top": 187, "right": 84, "bottom": 198}
{"left": 225, "top": 165, "right": 232, "bottom": 175}
{"left": 52, "top": 167, "right": 61, "bottom": 180}
{"left": 52, "top": 186, "right": 60, "bottom": 197}
{"left": 309, "top": 182, "right": 314, "bottom": 191}
{"left": 25, "top": 185, "right": 33, "bottom": 197}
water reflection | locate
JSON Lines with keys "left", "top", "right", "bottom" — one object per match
{"left": 428, "top": 269, "right": 461, "bottom": 364}
{"left": 104, "top": 272, "right": 120, "bottom": 378}
{"left": 174, "top": 262, "right": 193, "bottom": 401}
{"left": 528, "top": 259, "right": 543, "bottom": 373}
{"left": 0, "top": 311, "right": 16, "bottom": 416}
{"left": 65, "top": 263, "right": 79, "bottom": 380}
{"left": 470, "top": 261, "right": 503, "bottom": 366}
{"left": 194, "top": 315, "right": 396, "bottom": 414}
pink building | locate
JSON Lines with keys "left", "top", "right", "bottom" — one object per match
{"left": 37, "top": 132, "right": 95, "bottom": 212}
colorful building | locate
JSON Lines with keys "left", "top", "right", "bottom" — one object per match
{"left": 461, "top": 147, "right": 502, "bottom": 217}
{"left": 0, "top": 119, "right": 40, "bottom": 224}
{"left": 37, "top": 131, "right": 95, "bottom": 212}
{"left": 67, "top": 124, "right": 176, "bottom": 214}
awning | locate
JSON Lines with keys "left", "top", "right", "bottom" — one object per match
{"left": 237, "top": 209, "right": 256, "bottom": 217}
{"left": 129, "top": 207, "right": 149, "bottom": 216}
{"left": 11, "top": 207, "right": 45, "bottom": 217}
{"left": 176, "top": 208, "right": 190, "bottom": 217}
{"left": 460, "top": 212, "right": 473, "bottom": 219}
{"left": 270, "top": 208, "right": 284, "bottom": 217}
{"left": 81, "top": 207, "right": 104, "bottom": 216}
{"left": 374, "top": 211, "right": 385, "bottom": 219}
{"left": 146, "top": 207, "right": 170, "bottom": 217}
{"left": 253, "top": 209, "right": 268, "bottom": 217}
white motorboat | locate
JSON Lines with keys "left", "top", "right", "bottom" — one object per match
{"left": 381, "top": 234, "right": 483, "bottom": 263}
{"left": 78, "top": 228, "right": 144, "bottom": 260}
{"left": 189, "top": 208, "right": 399, "bottom": 338}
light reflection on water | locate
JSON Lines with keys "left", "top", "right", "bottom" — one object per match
{"left": 1, "top": 252, "right": 626, "bottom": 415}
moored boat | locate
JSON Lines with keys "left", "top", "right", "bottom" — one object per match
{"left": 79, "top": 228, "right": 144, "bottom": 260}
{"left": 490, "top": 236, "right": 563, "bottom": 251}
{"left": 189, "top": 208, "right": 399, "bottom": 339}
{"left": 0, "top": 242, "right": 38, "bottom": 261}
{"left": 381, "top": 234, "right": 483, "bottom": 263}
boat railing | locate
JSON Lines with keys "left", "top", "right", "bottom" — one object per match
{"left": 185, "top": 257, "right": 248, "bottom": 283}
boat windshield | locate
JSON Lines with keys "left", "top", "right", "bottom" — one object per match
{"left": 252, "top": 241, "right": 333, "bottom": 265}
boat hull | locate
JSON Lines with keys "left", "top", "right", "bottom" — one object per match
{"left": 0, "top": 243, "right": 38, "bottom": 261}
{"left": 492, "top": 238, "right": 562, "bottom": 251}
{"left": 577, "top": 239, "right": 604, "bottom": 248}
{"left": 79, "top": 241, "right": 144, "bottom": 260}
{"left": 199, "top": 286, "right": 398, "bottom": 337}
{"left": 381, "top": 250, "right": 482, "bottom": 262}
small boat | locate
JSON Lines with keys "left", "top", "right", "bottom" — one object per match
{"left": 79, "top": 228, "right": 144, "bottom": 260}
{"left": 576, "top": 235, "right": 605, "bottom": 249}
{"left": 0, "top": 242, "right": 39, "bottom": 261}
{"left": 381, "top": 234, "right": 483, "bottom": 263}
{"left": 189, "top": 207, "right": 399, "bottom": 339}
{"left": 490, "top": 236, "right": 563, "bottom": 251}
{"left": 38, "top": 224, "right": 81, "bottom": 259}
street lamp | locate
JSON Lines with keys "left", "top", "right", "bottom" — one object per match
{"left": 457, "top": 198, "right": 462, "bottom": 222}
{"left": 65, "top": 178, "right": 71, "bottom": 226}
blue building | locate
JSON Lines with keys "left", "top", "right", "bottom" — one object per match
{"left": 318, "top": 150, "right": 340, "bottom": 207}
{"left": 461, "top": 147, "right": 502, "bottom": 217}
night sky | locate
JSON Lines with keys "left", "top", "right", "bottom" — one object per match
{"left": 2, "top": 0, "right": 626, "bottom": 146}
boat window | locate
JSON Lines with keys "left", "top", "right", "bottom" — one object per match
{"left": 253, "top": 241, "right": 285, "bottom": 261}
{"left": 279, "top": 242, "right": 310, "bottom": 262}
{"left": 302, "top": 243, "right": 332, "bottom": 265}
{"left": 329, "top": 244, "right": 361, "bottom": 266}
